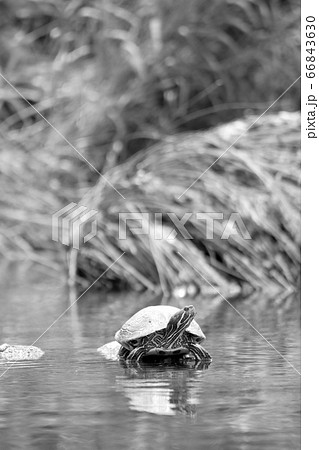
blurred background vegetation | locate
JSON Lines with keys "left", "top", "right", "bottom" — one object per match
{"left": 0, "top": 0, "right": 300, "bottom": 297}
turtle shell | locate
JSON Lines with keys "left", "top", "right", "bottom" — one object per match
{"left": 115, "top": 305, "right": 205, "bottom": 346}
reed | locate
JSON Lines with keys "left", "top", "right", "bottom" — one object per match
{"left": 1, "top": 0, "right": 300, "bottom": 162}
{"left": 77, "top": 111, "right": 300, "bottom": 297}
{"left": 0, "top": 0, "right": 300, "bottom": 296}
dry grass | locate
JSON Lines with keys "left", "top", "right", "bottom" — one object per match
{"left": 0, "top": 0, "right": 300, "bottom": 296}
{"left": 76, "top": 111, "right": 300, "bottom": 297}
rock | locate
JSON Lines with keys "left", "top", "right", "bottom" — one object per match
{"left": 0, "top": 343, "right": 44, "bottom": 361}
{"left": 97, "top": 341, "right": 121, "bottom": 360}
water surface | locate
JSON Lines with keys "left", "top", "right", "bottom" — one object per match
{"left": 0, "top": 264, "right": 300, "bottom": 449}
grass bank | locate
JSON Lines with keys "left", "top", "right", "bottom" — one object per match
{"left": 0, "top": 0, "right": 300, "bottom": 296}
{"left": 76, "top": 111, "right": 300, "bottom": 297}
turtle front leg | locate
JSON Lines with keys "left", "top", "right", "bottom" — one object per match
{"left": 189, "top": 343, "right": 212, "bottom": 361}
{"left": 126, "top": 347, "right": 147, "bottom": 362}
{"left": 118, "top": 346, "right": 130, "bottom": 359}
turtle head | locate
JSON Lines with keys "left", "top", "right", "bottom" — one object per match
{"left": 165, "top": 305, "right": 196, "bottom": 344}
{"left": 173, "top": 305, "right": 196, "bottom": 327}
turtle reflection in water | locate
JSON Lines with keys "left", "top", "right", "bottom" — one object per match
{"left": 117, "top": 362, "right": 206, "bottom": 416}
{"left": 101, "top": 305, "right": 211, "bottom": 363}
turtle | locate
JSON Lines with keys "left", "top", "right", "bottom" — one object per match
{"left": 0, "top": 343, "right": 44, "bottom": 361}
{"left": 114, "top": 305, "right": 211, "bottom": 362}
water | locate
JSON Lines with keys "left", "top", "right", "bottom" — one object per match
{"left": 0, "top": 263, "right": 300, "bottom": 449}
